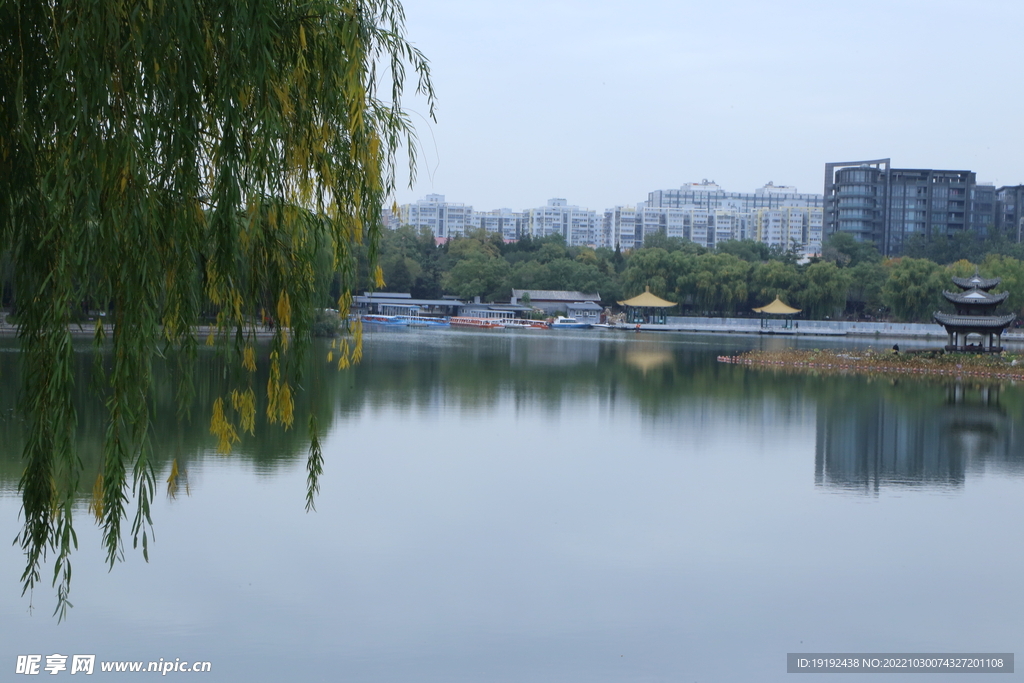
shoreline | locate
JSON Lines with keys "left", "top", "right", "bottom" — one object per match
{"left": 717, "top": 348, "right": 1024, "bottom": 382}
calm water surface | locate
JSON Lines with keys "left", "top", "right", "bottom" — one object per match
{"left": 1, "top": 329, "right": 1023, "bottom": 682}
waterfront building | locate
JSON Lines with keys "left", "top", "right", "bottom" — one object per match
{"left": 510, "top": 289, "right": 601, "bottom": 316}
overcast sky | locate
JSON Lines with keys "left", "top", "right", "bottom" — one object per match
{"left": 390, "top": 0, "right": 1023, "bottom": 213}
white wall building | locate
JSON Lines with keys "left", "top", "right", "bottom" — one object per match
{"left": 474, "top": 208, "right": 523, "bottom": 241}
{"left": 752, "top": 206, "right": 824, "bottom": 255}
{"left": 602, "top": 205, "right": 641, "bottom": 250}
{"left": 398, "top": 194, "right": 474, "bottom": 239}
{"left": 524, "top": 199, "right": 599, "bottom": 246}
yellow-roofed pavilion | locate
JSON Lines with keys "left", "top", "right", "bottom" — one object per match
{"left": 752, "top": 297, "right": 801, "bottom": 329}
{"left": 618, "top": 286, "right": 677, "bottom": 324}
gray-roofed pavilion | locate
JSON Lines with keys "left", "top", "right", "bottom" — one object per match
{"left": 934, "top": 272, "right": 1016, "bottom": 353}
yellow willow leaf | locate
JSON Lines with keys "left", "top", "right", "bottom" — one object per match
{"left": 338, "top": 292, "right": 353, "bottom": 317}
{"left": 374, "top": 265, "right": 385, "bottom": 288}
{"left": 89, "top": 473, "right": 104, "bottom": 522}
{"left": 205, "top": 331, "right": 215, "bottom": 346}
{"left": 210, "top": 397, "right": 239, "bottom": 454}
{"left": 299, "top": 24, "right": 307, "bottom": 50}
{"left": 279, "top": 382, "right": 294, "bottom": 429}
{"left": 277, "top": 291, "right": 291, "bottom": 328}
{"left": 266, "top": 352, "right": 281, "bottom": 423}
{"left": 242, "top": 345, "right": 257, "bottom": 372}
{"left": 166, "top": 458, "right": 183, "bottom": 498}
{"left": 327, "top": 350, "right": 333, "bottom": 363}
{"left": 232, "top": 388, "right": 256, "bottom": 435}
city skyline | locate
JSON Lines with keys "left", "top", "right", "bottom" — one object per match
{"left": 390, "top": 0, "right": 1024, "bottom": 212}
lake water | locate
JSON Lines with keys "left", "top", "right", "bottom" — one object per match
{"left": 1, "top": 329, "right": 1023, "bottom": 681}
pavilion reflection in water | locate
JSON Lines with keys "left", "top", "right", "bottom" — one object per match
{"left": 815, "top": 384, "right": 1024, "bottom": 492}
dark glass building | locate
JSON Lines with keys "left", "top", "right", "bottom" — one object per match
{"left": 824, "top": 159, "right": 989, "bottom": 255}
{"left": 996, "top": 185, "right": 1024, "bottom": 241}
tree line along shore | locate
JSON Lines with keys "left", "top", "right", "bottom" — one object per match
{"left": 364, "top": 226, "right": 1024, "bottom": 323}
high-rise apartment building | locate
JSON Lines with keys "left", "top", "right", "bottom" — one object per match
{"left": 639, "top": 182, "right": 819, "bottom": 254}
{"left": 824, "top": 159, "right": 998, "bottom": 256}
{"left": 603, "top": 206, "right": 639, "bottom": 250}
{"left": 523, "top": 199, "right": 600, "bottom": 246}
{"left": 996, "top": 185, "right": 1024, "bottom": 241}
{"left": 648, "top": 180, "right": 822, "bottom": 213}
{"left": 398, "top": 194, "right": 474, "bottom": 239}
{"left": 475, "top": 208, "right": 524, "bottom": 242}
{"left": 753, "top": 207, "right": 823, "bottom": 254}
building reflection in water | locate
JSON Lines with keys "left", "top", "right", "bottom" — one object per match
{"left": 815, "top": 383, "right": 1024, "bottom": 492}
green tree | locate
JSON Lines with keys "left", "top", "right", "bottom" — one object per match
{"left": 822, "top": 232, "right": 882, "bottom": 267}
{"left": 679, "top": 253, "right": 751, "bottom": 315}
{"left": 442, "top": 255, "right": 511, "bottom": 301}
{"left": 880, "top": 258, "right": 946, "bottom": 322}
{"left": 980, "top": 254, "right": 1024, "bottom": 316}
{"left": 799, "top": 261, "right": 850, "bottom": 319}
{"left": 0, "top": 0, "right": 433, "bottom": 616}
{"left": 749, "top": 260, "right": 802, "bottom": 307}
{"left": 846, "top": 260, "right": 887, "bottom": 317}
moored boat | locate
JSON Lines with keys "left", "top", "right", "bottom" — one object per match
{"left": 550, "top": 316, "right": 592, "bottom": 329}
{"left": 449, "top": 316, "right": 504, "bottom": 329}
{"left": 393, "top": 315, "right": 450, "bottom": 327}
{"left": 361, "top": 314, "right": 404, "bottom": 325}
{"left": 502, "top": 318, "right": 550, "bottom": 330}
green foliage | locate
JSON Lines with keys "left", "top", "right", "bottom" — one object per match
{"left": 750, "top": 260, "right": 803, "bottom": 307}
{"left": 0, "top": 0, "right": 433, "bottom": 617}
{"left": 680, "top": 253, "right": 751, "bottom": 315}
{"left": 822, "top": 232, "right": 882, "bottom": 267}
{"left": 980, "top": 254, "right": 1024, "bottom": 315}
{"left": 880, "top": 258, "right": 946, "bottom": 322}
{"left": 442, "top": 255, "right": 512, "bottom": 301}
{"left": 847, "top": 261, "right": 887, "bottom": 314}
{"left": 799, "top": 262, "right": 851, "bottom": 319}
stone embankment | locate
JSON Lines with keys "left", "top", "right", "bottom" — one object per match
{"left": 717, "top": 349, "right": 1024, "bottom": 381}
{"left": 656, "top": 315, "right": 1024, "bottom": 340}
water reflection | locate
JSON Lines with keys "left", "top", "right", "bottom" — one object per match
{"left": 815, "top": 381, "right": 1024, "bottom": 492}
{"left": 2, "top": 333, "right": 1024, "bottom": 498}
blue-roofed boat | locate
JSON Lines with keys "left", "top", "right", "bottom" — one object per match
{"left": 393, "top": 315, "right": 450, "bottom": 327}
{"left": 549, "top": 316, "right": 592, "bottom": 330}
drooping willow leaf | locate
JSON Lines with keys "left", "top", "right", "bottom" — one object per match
{"left": 0, "top": 0, "right": 434, "bottom": 619}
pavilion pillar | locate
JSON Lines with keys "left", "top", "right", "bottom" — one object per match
{"left": 948, "top": 330, "right": 953, "bottom": 348}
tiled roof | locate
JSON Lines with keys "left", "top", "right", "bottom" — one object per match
{"left": 512, "top": 289, "right": 600, "bottom": 302}
{"left": 933, "top": 312, "right": 1016, "bottom": 329}
{"left": 942, "top": 289, "right": 1008, "bottom": 305}
{"left": 951, "top": 274, "right": 1001, "bottom": 291}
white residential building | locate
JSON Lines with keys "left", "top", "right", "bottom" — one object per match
{"left": 524, "top": 199, "right": 599, "bottom": 246}
{"left": 753, "top": 206, "right": 824, "bottom": 255}
{"left": 602, "top": 205, "right": 639, "bottom": 250}
{"left": 474, "top": 208, "right": 523, "bottom": 241}
{"left": 398, "top": 194, "right": 474, "bottom": 239}
{"left": 648, "top": 180, "right": 823, "bottom": 213}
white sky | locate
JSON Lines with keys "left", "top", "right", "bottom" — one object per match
{"left": 391, "top": 0, "right": 1024, "bottom": 213}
